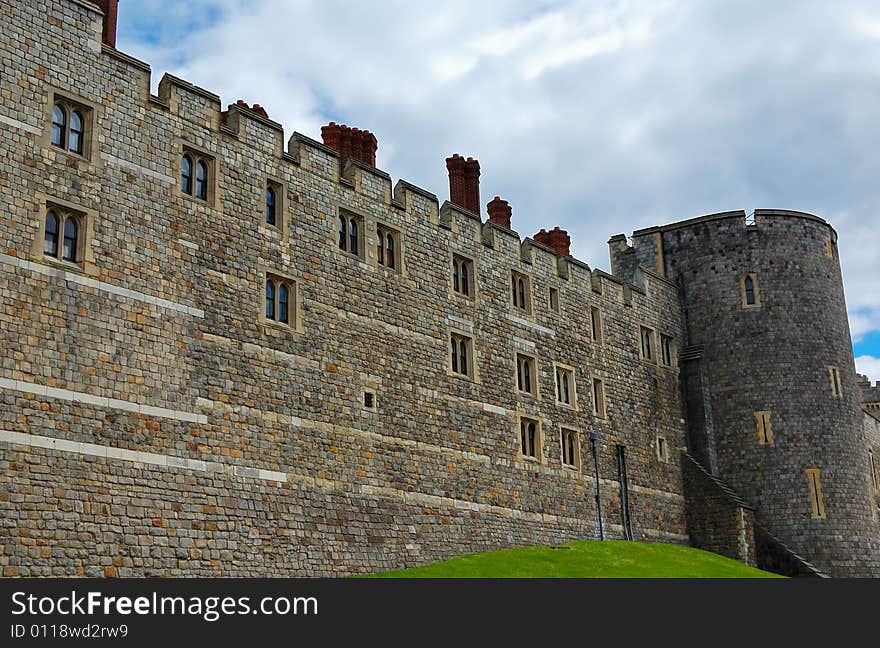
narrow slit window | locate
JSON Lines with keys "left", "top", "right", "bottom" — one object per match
{"left": 640, "top": 326, "right": 655, "bottom": 361}
{"left": 590, "top": 306, "right": 602, "bottom": 342}
{"left": 592, "top": 377, "right": 606, "bottom": 418}
{"left": 805, "top": 468, "right": 826, "bottom": 519}
{"left": 265, "top": 279, "right": 276, "bottom": 320}
{"left": 278, "top": 282, "right": 289, "bottom": 324}
{"left": 661, "top": 335, "right": 674, "bottom": 367}
{"left": 549, "top": 287, "right": 559, "bottom": 313}
{"left": 754, "top": 411, "right": 773, "bottom": 445}
{"left": 828, "top": 366, "right": 843, "bottom": 398}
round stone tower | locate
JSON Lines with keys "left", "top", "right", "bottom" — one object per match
{"left": 628, "top": 210, "right": 880, "bottom": 577}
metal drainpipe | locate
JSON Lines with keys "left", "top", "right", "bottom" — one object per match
{"left": 589, "top": 431, "right": 604, "bottom": 540}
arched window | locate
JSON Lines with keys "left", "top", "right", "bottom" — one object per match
{"left": 265, "top": 187, "right": 276, "bottom": 226}
{"left": 520, "top": 418, "right": 539, "bottom": 458}
{"left": 386, "top": 234, "right": 395, "bottom": 268}
{"left": 195, "top": 160, "right": 208, "bottom": 200}
{"left": 450, "top": 333, "right": 472, "bottom": 377}
{"left": 69, "top": 110, "right": 84, "bottom": 155}
{"left": 523, "top": 359, "right": 531, "bottom": 393}
{"left": 278, "top": 282, "right": 289, "bottom": 324}
{"left": 511, "top": 275, "right": 518, "bottom": 305}
{"left": 459, "top": 338, "right": 468, "bottom": 376}
{"left": 744, "top": 275, "right": 756, "bottom": 305}
{"left": 453, "top": 259, "right": 460, "bottom": 292}
{"left": 348, "top": 219, "right": 358, "bottom": 255}
{"left": 265, "top": 279, "right": 275, "bottom": 320}
{"left": 62, "top": 216, "right": 78, "bottom": 262}
{"left": 562, "top": 373, "right": 569, "bottom": 403}
{"left": 338, "top": 215, "right": 347, "bottom": 250}
{"left": 51, "top": 104, "right": 66, "bottom": 148}
{"left": 181, "top": 155, "right": 193, "bottom": 195}
{"left": 518, "top": 278, "right": 525, "bottom": 309}
{"left": 44, "top": 210, "right": 59, "bottom": 257}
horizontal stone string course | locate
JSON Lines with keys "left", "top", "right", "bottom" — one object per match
{"left": 101, "top": 151, "right": 176, "bottom": 184}
{"left": 0, "top": 111, "right": 42, "bottom": 135}
{"left": 0, "top": 377, "right": 207, "bottom": 423}
{"left": 0, "top": 253, "right": 204, "bottom": 317}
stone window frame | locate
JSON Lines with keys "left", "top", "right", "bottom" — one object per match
{"left": 30, "top": 194, "right": 97, "bottom": 274}
{"left": 548, "top": 286, "right": 560, "bottom": 314}
{"left": 262, "top": 176, "right": 287, "bottom": 235}
{"left": 517, "top": 414, "right": 544, "bottom": 464}
{"left": 660, "top": 334, "right": 676, "bottom": 368}
{"left": 805, "top": 467, "right": 826, "bottom": 520}
{"left": 41, "top": 88, "right": 100, "bottom": 163}
{"left": 827, "top": 365, "right": 843, "bottom": 398}
{"left": 740, "top": 273, "right": 762, "bottom": 309}
{"left": 754, "top": 410, "right": 773, "bottom": 445}
{"left": 259, "top": 267, "right": 304, "bottom": 334}
{"left": 560, "top": 426, "right": 581, "bottom": 470}
{"left": 451, "top": 252, "right": 476, "bottom": 300}
{"left": 514, "top": 351, "right": 540, "bottom": 400}
{"left": 337, "top": 208, "right": 366, "bottom": 262}
{"left": 590, "top": 306, "right": 603, "bottom": 344}
{"left": 447, "top": 328, "right": 478, "bottom": 382}
{"left": 376, "top": 221, "right": 404, "bottom": 273}
{"left": 592, "top": 376, "right": 607, "bottom": 420}
{"left": 178, "top": 142, "right": 220, "bottom": 206}
{"left": 553, "top": 361, "right": 577, "bottom": 410}
{"left": 639, "top": 324, "right": 656, "bottom": 363}
{"left": 510, "top": 269, "right": 533, "bottom": 315}
{"left": 655, "top": 435, "right": 669, "bottom": 463}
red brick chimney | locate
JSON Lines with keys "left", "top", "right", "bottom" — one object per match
{"left": 446, "top": 154, "right": 481, "bottom": 214}
{"left": 486, "top": 196, "right": 512, "bottom": 229}
{"left": 91, "top": 0, "right": 119, "bottom": 47}
{"left": 321, "top": 122, "right": 378, "bottom": 170}
{"left": 534, "top": 227, "right": 571, "bottom": 256}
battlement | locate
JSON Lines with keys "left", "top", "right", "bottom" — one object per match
{"left": 858, "top": 374, "right": 880, "bottom": 409}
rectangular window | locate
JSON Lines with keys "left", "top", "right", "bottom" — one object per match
{"left": 549, "top": 287, "right": 559, "bottom": 313}
{"left": 590, "top": 306, "right": 603, "bottom": 343}
{"left": 754, "top": 411, "right": 773, "bottom": 445}
{"left": 656, "top": 436, "right": 669, "bottom": 462}
{"left": 660, "top": 334, "right": 674, "bottom": 367}
{"left": 560, "top": 428, "right": 579, "bottom": 468}
{"left": 554, "top": 365, "right": 575, "bottom": 407}
{"left": 519, "top": 416, "right": 541, "bottom": 460}
{"left": 640, "top": 326, "right": 655, "bottom": 361}
{"left": 828, "top": 366, "right": 843, "bottom": 398}
{"left": 452, "top": 254, "right": 474, "bottom": 298}
{"left": 592, "top": 377, "right": 606, "bottom": 419}
{"left": 805, "top": 468, "right": 826, "bottom": 519}
{"left": 181, "top": 148, "right": 215, "bottom": 203}
{"left": 49, "top": 94, "right": 93, "bottom": 159}
{"left": 450, "top": 333, "right": 473, "bottom": 378}
{"left": 264, "top": 272, "right": 297, "bottom": 329}
{"left": 362, "top": 390, "right": 376, "bottom": 411}
{"left": 511, "top": 271, "right": 531, "bottom": 314}
{"left": 338, "top": 212, "right": 364, "bottom": 259}
{"left": 376, "top": 223, "right": 401, "bottom": 270}
{"left": 516, "top": 353, "right": 537, "bottom": 396}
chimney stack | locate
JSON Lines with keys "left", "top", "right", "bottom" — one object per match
{"left": 446, "top": 154, "right": 481, "bottom": 215}
{"left": 92, "top": 0, "right": 119, "bottom": 48}
{"left": 534, "top": 227, "right": 571, "bottom": 256}
{"left": 321, "top": 122, "right": 378, "bottom": 170}
{"left": 486, "top": 196, "right": 512, "bottom": 229}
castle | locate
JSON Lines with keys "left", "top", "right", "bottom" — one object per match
{"left": 1, "top": 0, "right": 878, "bottom": 578}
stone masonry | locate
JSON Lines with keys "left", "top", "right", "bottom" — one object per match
{"left": 0, "top": 0, "right": 877, "bottom": 577}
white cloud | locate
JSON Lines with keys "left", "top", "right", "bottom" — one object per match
{"left": 117, "top": 1, "right": 880, "bottom": 345}
{"left": 856, "top": 356, "right": 880, "bottom": 384}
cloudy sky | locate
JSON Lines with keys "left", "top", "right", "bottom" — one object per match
{"left": 117, "top": 0, "right": 880, "bottom": 381}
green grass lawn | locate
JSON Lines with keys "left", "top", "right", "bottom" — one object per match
{"left": 367, "top": 540, "right": 782, "bottom": 578}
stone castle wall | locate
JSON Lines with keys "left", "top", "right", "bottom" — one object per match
{"left": 0, "top": 0, "right": 690, "bottom": 576}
